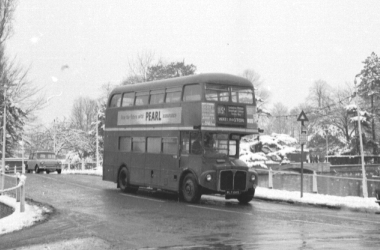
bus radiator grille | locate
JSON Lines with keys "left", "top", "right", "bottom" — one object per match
{"left": 220, "top": 170, "right": 246, "bottom": 191}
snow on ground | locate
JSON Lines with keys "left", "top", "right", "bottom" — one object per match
{"left": 0, "top": 195, "right": 50, "bottom": 235}
{"left": 1, "top": 168, "right": 380, "bottom": 236}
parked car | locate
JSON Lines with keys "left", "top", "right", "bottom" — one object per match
{"left": 26, "top": 151, "right": 62, "bottom": 174}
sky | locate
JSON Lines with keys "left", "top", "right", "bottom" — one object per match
{"left": 5, "top": 0, "right": 380, "bottom": 124}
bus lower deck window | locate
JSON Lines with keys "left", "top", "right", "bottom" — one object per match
{"left": 132, "top": 137, "right": 146, "bottom": 152}
{"left": 119, "top": 137, "right": 131, "bottom": 151}
{"left": 163, "top": 137, "right": 178, "bottom": 154}
{"left": 147, "top": 137, "right": 161, "bottom": 153}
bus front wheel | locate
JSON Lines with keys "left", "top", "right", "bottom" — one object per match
{"left": 181, "top": 173, "right": 201, "bottom": 203}
{"left": 118, "top": 167, "right": 138, "bottom": 193}
{"left": 237, "top": 188, "right": 255, "bottom": 204}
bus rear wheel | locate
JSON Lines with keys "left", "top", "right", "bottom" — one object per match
{"left": 181, "top": 173, "right": 201, "bottom": 203}
{"left": 118, "top": 167, "right": 139, "bottom": 193}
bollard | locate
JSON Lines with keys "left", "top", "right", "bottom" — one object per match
{"left": 19, "top": 174, "right": 26, "bottom": 212}
{"left": 268, "top": 168, "right": 273, "bottom": 189}
{"left": 312, "top": 171, "right": 318, "bottom": 193}
{"left": 15, "top": 168, "right": 20, "bottom": 202}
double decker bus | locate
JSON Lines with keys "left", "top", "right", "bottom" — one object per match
{"left": 103, "top": 73, "right": 259, "bottom": 204}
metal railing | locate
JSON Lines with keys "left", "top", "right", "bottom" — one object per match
{"left": 256, "top": 168, "right": 380, "bottom": 198}
{"left": 0, "top": 167, "right": 27, "bottom": 213}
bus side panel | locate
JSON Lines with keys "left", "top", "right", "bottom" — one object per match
{"left": 179, "top": 156, "right": 203, "bottom": 183}
{"left": 145, "top": 153, "right": 161, "bottom": 186}
{"left": 181, "top": 103, "right": 202, "bottom": 127}
{"left": 160, "top": 130, "right": 180, "bottom": 191}
{"left": 103, "top": 131, "right": 117, "bottom": 182}
{"left": 131, "top": 153, "right": 146, "bottom": 186}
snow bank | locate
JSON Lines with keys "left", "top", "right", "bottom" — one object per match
{"left": 0, "top": 195, "right": 50, "bottom": 235}
{"left": 255, "top": 187, "right": 380, "bottom": 213}
{"left": 62, "top": 167, "right": 102, "bottom": 176}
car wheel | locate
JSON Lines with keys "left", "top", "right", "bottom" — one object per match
{"left": 118, "top": 167, "right": 138, "bottom": 193}
{"left": 181, "top": 173, "right": 201, "bottom": 203}
{"left": 35, "top": 165, "right": 40, "bottom": 174}
{"left": 46, "top": 170, "right": 50, "bottom": 174}
{"left": 237, "top": 188, "right": 255, "bottom": 204}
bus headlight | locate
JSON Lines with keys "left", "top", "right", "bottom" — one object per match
{"left": 206, "top": 174, "right": 212, "bottom": 182}
{"left": 250, "top": 174, "right": 256, "bottom": 182}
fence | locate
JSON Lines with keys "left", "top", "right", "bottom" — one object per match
{"left": 0, "top": 166, "right": 27, "bottom": 213}
{"left": 257, "top": 168, "right": 380, "bottom": 198}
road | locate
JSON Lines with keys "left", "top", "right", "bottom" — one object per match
{"left": 1, "top": 173, "right": 380, "bottom": 249}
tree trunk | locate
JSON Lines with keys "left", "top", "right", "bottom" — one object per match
{"left": 372, "top": 95, "right": 377, "bottom": 154}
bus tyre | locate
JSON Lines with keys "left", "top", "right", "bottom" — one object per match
{"left": 181, "top": 173, "right": 201, "bottom": 203}
{"left": 237, "top": 188, "right": 255, "bottom": 204}
{"left": 118, "top": 167, "right": 139, "bottom": 193}
{"left": 57, "top": 169, "right": 62, "bottom": 174}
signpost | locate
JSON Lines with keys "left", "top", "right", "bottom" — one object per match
{"left": 297, "top": 110, "right": 309, "bottom": 198}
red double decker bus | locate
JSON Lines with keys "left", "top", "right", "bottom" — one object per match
{"left": 103, "top": 73, "right": 259, "bottom": 203}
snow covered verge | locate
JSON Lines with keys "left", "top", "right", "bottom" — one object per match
{"left": 255, "top": 187, "right": 380, "bottom": 213}
{"left": 62, "top": 167, "right": 102, "bottom": 176}
{"left": 0, "top": 195, "right": 51, "bottom": 235}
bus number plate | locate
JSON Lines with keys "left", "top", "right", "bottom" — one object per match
{"left": 226, "top": 190, "right": 241, "bottom": 195}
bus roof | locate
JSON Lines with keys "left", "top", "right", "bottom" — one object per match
{"left": 110, "top": 73, "right": 253, "bottom": 95}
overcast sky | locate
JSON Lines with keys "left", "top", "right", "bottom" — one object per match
{"left": 6, "top": 0, "right": 380, "bottom": 124}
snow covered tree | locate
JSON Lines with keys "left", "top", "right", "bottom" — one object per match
{"left": 356, "top": 52, "right": 380, "bottom": 154}
{"left": 147, "top": 60, "right": 196, "bottom": 81}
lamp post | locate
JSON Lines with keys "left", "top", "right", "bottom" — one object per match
{"left": 325, "top": 129, "right": 329, "bottom": 163}
{"left": 354, "top": 78, "right": 368, "bottom": 198}
{"left": 1, "top": 85, "right": 6, "bottom": 191}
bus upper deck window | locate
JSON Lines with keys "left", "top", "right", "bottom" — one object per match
{"left": 150, "top": 90, "right": 165, "bottom": 105}
{"left": 122, "top": 93, "right": 134, "bottom": 107}
{"left": 109, "top": 94, "right": 122, "bottom": 108}
{"left": 135, "top": 91, "right": 149, "bottom": 106}
{"left": 183, "top": 84, "right": 201, "bottom": 102}
{"left": 165, "top": 87, "right": 182, "bottom": 103}
{"left": 205, "top": 84, "right": 229, "bottom": 102}
{"left": 231, "top": 87, "right": 254, "bottom": 104}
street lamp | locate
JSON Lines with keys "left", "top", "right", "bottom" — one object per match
{"left": 325, "top": 129, "right": 329, "bottom": 163}
{"left": 354, "top": 77, "right": 368, "bottom": 198}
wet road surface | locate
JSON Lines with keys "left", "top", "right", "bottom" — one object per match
{"left": 1, "top": 173, "right": 380, "bottom": 249}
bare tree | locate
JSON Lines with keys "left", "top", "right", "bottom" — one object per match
{"left": 242, "top": 69, "right": 271, "bottom": 106}
{"left": 71, "top": 96, "right": 97, "bottom": 132}
{"left": 270, "top": 102, "right": 289, "bottom": 134}
{"left": 0, "top": 0, "right": 16, "bottom": 44}
{"left": 308, "top": 80, "right": 332, "bottom": 108}
{"left": 123, "top": 51, "right": 155, "bottom": 84}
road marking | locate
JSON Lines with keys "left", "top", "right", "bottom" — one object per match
{"left": 187, "top": 205, "right": 252, "bottom": 215}
{"left": 119, "top": 193, "right": 164, "bottom": 203}
{"left": 291, "top": 219, "right": 357, "bottom": 230}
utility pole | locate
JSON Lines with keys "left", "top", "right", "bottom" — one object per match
{"left": 96, "top": 109, "right": 100, "bottom": 169}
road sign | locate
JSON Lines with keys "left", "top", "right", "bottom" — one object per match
{"left": 297, "top": 110, "right": 309, "bottom": 122}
